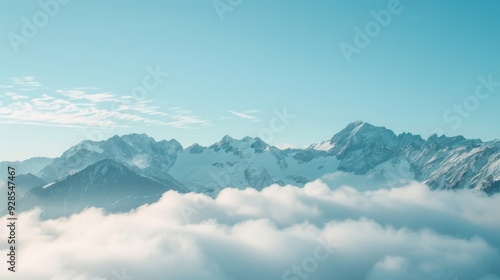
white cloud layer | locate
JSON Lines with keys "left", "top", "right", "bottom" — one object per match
{"left": 1, "top": 181, "right": 500, "bottom": 280}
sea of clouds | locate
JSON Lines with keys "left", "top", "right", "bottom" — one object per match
{"left": 1, "top": 180, "right": 500, "bottom": 280}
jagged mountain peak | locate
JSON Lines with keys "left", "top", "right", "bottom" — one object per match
{"left": 9, "top": 121, "right": 498, "bottom": 206}
{"left": 221, "top": 135, "right": 234, "bottom": 142}
{"left": 158, "top": 138, "right": 183, "bottom": 147}
{"left": 22, "top": 158, "right": 175, "bottom": 218}
{"left": 331, "top": 121, "right": 394, "bottom": 142}
{"left": 39, "top": 133, "right": 183, "bottom": 182}
{"left": 75, "top": 159, "right": 133, "bottom": 179}
{"left": 121, "top": 133, "right": 156, "bottom": 145}
{"left": 108, "top": 134, "right": 125, "bottom": 142}
{"left": 186, "top": 143, "right": 206, "bottom": 154}
{"left": 330, "top": 121, "right": 397, "bottom": 150}
{"left": 103, "top": 135, "right": 132, "bottom": 150}
{"left": 250, "top": 137, "right": 269, "bottom": 153}
{"left": 211, "top": 135, "right": 233, "bottom": 145}
{"left": 210, "top": 135, "right": 233, "bottom": 150}
{"left": 348, "top": 120, "right": 365, "bottom": 128}
{"left": 424, "top": 134, "right": 480, "bottom": 150}
{"left": 427, "top": 133, "right": 467, "bottom": 143}
{"left": 210, "top": 135, "right": 269, "bottom": 152}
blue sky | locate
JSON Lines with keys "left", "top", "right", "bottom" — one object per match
{"left": 1, "top": 0, "right": 499, "bottom": 161}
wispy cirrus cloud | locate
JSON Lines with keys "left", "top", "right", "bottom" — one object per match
{"left": 228, "top": 109, "right": 261, "bottom": 122}
{"left": 117, "top": 100, "right": 170, "bottom": 117}
{"left": 9, "top": 76, "right": 42, "bottom": 89}
{"left": 169, "top": 107, "right": 194, "bottom": 115}
{"left": 163, "top": 114, "right": 211, "bottom": 128}
{"left": 5, "top": 92, "right": 29, "bottom": 100}
{"left": 56, "top": 89, "right": 121, "bottom": 103}
{"left": 0, "top": 77, "right": 211, "bottom": 129}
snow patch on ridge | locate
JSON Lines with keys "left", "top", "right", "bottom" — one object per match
{"left": 309, "top": 141, "right": 334, "bottom": 151}
{"left": 42, "top": 182, "right": 55, "bottom": 189}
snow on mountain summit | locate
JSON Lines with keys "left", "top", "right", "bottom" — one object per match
{"left": 6, "top": 122, "right": 498, "bottom": 218}
{"left": 11, "top": 122, "right": 499, "bottom": 204}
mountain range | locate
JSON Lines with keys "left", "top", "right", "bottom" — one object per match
{"left": 2, "top": 121, "right": 499, "bottom": 218}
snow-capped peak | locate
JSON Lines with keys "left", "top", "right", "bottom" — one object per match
{"left": 29, "top": 121, "right": 499, "bottom": 197}
{"left": 308, "top": 141, "right": 334, "bottom": 151}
